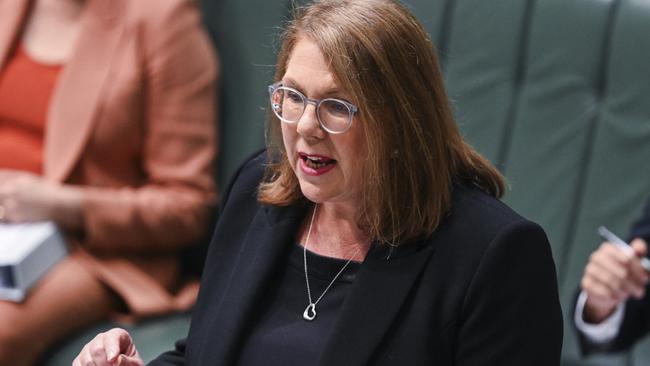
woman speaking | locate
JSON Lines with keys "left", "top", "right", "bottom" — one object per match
{"left": 74, "top": 0, "right": 562, "bottom": 365}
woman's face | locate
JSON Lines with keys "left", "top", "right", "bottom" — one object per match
{"left": 281, "top": 37, "right": 367, "bottom": 207}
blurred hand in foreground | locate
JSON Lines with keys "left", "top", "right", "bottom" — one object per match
{"left": 72, "top": 328, "right": 144, "bottom": 366}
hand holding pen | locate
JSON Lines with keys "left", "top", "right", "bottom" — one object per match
{"left": 579, "top": 226, "right": 649, "bottom": 323}
{"left": 598, "top": 226, "right": 650, "bottom": 271}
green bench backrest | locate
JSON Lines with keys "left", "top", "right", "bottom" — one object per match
{"left": 201, "top": 0, "right": 290, "bottom": 182}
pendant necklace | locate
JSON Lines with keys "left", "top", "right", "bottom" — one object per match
{"left": 302, "top": 204, "right": 359, "bottom": 321}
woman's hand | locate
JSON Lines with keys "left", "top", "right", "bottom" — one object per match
{"left": 0, "top": 170, "right": 83, "bottom": 229}
{"left": 581, "top": 238, "right": 650, "bottom": 323}
{"left": 73, "top": 328, "right": 145, "bottom": 366}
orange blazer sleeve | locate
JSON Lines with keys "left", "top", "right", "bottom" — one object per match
{"left": 80, "top": 0, "right": 218, "bottom": 253}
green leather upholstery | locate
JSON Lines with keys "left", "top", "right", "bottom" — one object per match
{"left": 402, "top": 0, "right": 447, "bottom": 50}
{"left": 202, "top": 0, "right": 289, "bottom": 182}
{"left": 441, "top": 0, "right": 531, "bottom": 162}
{"left": 43, "top": 0, "right": 650, "bottom": 365}
{"left": 501, "top": 0, "right": 614, "bottom": 271}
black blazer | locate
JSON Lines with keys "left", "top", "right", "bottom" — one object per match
{"left": 576, "top": 199, "right": 650, "bottom": 355}
{"left": 150, "top": 151, "right": 563, "bottom": 365}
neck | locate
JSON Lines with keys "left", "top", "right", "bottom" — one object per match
{"left": 22, "top": 0, "right": 86, "bottom": 64}
{"left": 301, "top": 202, "right": 371, "bottom": 262}
{"left": 33, "top": 0, "right": 85, "bottom": 20}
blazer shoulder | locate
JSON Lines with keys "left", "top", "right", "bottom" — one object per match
{"left": 451, "top": 185, "right": 528, "bottom": 232}
{"left": 432, "top": 185, "right": 550, "bottom": 264}
{"left": 230, "top": 149, "right": 269, "bottom": 191}
{"left": 218, "top": 149, "right": 268, "bottom": 208}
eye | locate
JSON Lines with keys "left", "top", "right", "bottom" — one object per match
{"left": 286, "top": 90, "right": 304, "bottom": 103}
{"left": 325, "top": 100, "right": 350, "bottom": 116}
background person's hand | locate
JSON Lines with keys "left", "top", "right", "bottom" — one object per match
{"left": 581, "top": 238, "right": 649, "bottom": 323}
{"left": 0, "top": 169, "right": 83, "bottom": 229}
{"left": 73, "top": 328, "right": 144, "bottom": 366}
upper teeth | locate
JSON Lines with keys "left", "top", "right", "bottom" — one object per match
{"left": 307, "top": 156, "right": 323, "bottom": 162}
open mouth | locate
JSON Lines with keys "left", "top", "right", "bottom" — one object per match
{"left": 299, "top": 152, "right": 336, "bottom": 174}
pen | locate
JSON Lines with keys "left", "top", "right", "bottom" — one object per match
{"left": 598, "top": 226, "right": 650, "bottom": 272}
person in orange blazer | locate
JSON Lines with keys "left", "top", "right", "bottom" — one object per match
{"left": 0, "top": 0, "right": 218, "bottom": 363}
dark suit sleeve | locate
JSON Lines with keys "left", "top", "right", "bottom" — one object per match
{"left": 454, "top": 220, "right": 563, "bottom": 365}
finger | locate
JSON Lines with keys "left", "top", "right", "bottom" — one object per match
{"left": 584, "top": 263, "right": 629, "bottom": 300}
{"left": 110, "top": 328, "right": 138, "bottom": 357}
{"left": 598, "top": 254, "right": 647, "bottom": 294}
{"left": 599, "top": 243, "right": 635, "bottom": 265}
{"left": 630, "top": 239, "right": 650, "bottom": 285}
{"left": 589, "top": 258, "right": 644, "bottom": 298}
{"left": 619, "top": 276, "right": 646, "bottom": 299}
{"left": 601, "top": 242, "right": 649, "bottom": 289}
{"left": 0, "top": 169, "right": 34, "bottom": 181}
{"left": 103, "top": 328, "right": 130, "bottom": 361}
{"left": 72, "top": 343, "right": 90, "bottom": 366}
{"left": 583, "top": 280, "right": 619, "bottom": 309}
{"left": 116, "top": 354, "right": 145, "bottom": 366}
{"left": 0, "top": 202, "right": 6, "bottom": 222}
{"left": 0, "top": 178, "right": 18, "bottom": 194}
{"left": 593, "top": 245, "right": 645, "bottom": 283}
{"left": 589, "top": 251, "right": 629, "bottom": 283}
{"left": 602, "top": 242, "right": 647, "bottom": 279}
{"left": 631, "top": 238, "right": 648, "bottom": 258}
{"left": 582, "top": 275, "right": 627, "bottom": 303}
{"left": 0, "top": 198, "right": 16, "bottom": 223}
{"left": 75, "top": 338, "right": 106, "bottom": 366}
{"left": 627, "top": 259, "right": 650, "bottom": 291}
{"left": 77, "top": 351, "right": 99, "bottom": 366}
{"left": 582, "top": 270, "right": 619, "bottom": 301}
{"left": 88, "top": 335, "right": 110, "bottom": 366}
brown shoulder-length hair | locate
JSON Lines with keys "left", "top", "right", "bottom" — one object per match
{"left": 259, "top": 0, "right": 505, "bottom": 245}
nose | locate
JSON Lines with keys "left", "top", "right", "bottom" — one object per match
{"left": 296, "top": 103, "right": 327, "bottom": 140}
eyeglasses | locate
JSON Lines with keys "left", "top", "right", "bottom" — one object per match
{"left": 268, "top": 82, "right": 358, "bottom": 134}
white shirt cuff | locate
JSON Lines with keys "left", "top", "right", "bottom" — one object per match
{"left": 574, "top": 290, "right": 625, "bottom": 344}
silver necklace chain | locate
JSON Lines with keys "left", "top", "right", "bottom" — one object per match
{"left": 302, "top": 204, "right": 358, "bottom": 321}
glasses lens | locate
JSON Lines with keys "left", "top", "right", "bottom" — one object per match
{"left": 319, "top": 99, "right": 352, "bottom": 133}
{"left": 271, "top": 87, "right": 304, "bottom": 123}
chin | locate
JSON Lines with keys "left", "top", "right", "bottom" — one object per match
{"left": 299, "top": 187, "right": 323, "bottom": 204}
{"left": 298, "top": 182, "right": 330, "bottom": 204}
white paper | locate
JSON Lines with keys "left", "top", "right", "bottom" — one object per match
{"left": 0, "top": 222, "right": 59, "bottom": 264}
{"left": 0, "top": 222, "right": 68, "bottom": 302}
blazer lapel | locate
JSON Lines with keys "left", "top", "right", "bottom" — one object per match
{"left": 208, "top": 204, "right": 308, "bottom": 365}
{"left": 0, "top": 0, "right": 31, "bottom": 70}
{"left": 44, "top": 0, "right": 125, "bottom": 182}
{"left": 318, "top": 241, "right": 435, "bottom": 365}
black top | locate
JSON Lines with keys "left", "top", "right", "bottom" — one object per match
{"left": 237, "top": 244, "right": 360, "bottom": 365}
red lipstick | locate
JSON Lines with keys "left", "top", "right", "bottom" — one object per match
{"left": 298, "top": 153, "right": 336, "bottom": 176}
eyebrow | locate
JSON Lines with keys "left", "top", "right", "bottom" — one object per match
{"left": 282, "top": 77, "right": 344, "bottom": 99}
